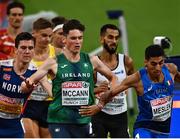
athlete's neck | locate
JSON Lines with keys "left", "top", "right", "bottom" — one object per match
{"left": 7, "top": 26, "right": 22, "bottom": 40}
{"left": 33, "top": 46, "right": 50, "bottom": 61}
{"left": 99, "top": 51, "right": 118, "bottom": 70}
{"left": 13, "top": 59, "right": 29, "bottom": 75}
{"left": 100, "top": 50, "right": 117, "bottom": 62}
{"left": 35, "top": 45, "right": 49, "bottom": 55}
{"left": 63, "top": 49, "right": 80, "bottom": 63}
{"left": 148, "top": 72, "right": 164, "bottom": 83}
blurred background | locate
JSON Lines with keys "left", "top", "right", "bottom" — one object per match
{"left": 22, "top": 0, "right": 180, "bottom": 69}
{"left": 1, "top": 0, "right": 179, "bottom": 136}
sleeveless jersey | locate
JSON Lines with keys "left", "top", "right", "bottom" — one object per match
{"left": 0, "top": 59, "right": 37, "bottom": 119}
{"left": 96, "top": 54, "right": 127, "bottom": 115}
{"left": 134, "top": 65, "right": 174, "bottom": 133}
{"left": 48, "top": 52, "right": 95, "bottom": 124}
{"left": 29, "top": 44, "right": 55, "bottom": 101}
{"left": 0, "top": 29, "right": 15, "bottom": 60}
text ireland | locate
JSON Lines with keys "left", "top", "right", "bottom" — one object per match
{"left": 61, "top": 73, "right": 91, "bottom": 78}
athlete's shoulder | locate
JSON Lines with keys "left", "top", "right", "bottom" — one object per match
{"left": 48, "top": 43, "right": 56, "bottom": 58}
{"left": 28, "top": 61, "right": 38, "bottom": 71}
{"left": 80, "top": 51, "right": 89, "bottom": 56}
{"left": 165, "top": 63, "right": 178, "bottom": 75}
{"left": 89, "top": 55, "right": 98, "bottom": 62}
{"left": 123, "top": 54, "right": 134, "bottom": 75}
{"left": 124, "top": 55, "right": 133, "bottom": 65}
{"left": 138, "top": 67, "right": 147, "bottom": 77}
{"left": 80, "top": 52, "right": 91, "bottom": 61}
{"left": 0, "top": 59, "right": 13, "bottom": 67}
{"left": 0, "top": 29, "right": 7, "bottom": 36}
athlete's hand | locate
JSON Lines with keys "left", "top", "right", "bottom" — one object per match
{"left": 96, "top": 81, "right": 109, "bottom": 92}
{"left": 79, "top": 90, "right": 113, "bottom": 116}
{"left": 94, "top": 81, "right": 109, "bottom": 99}
{"left": 79, "top": 104, "right": 102, "bottom": 116}
{"left": 99, "top": 90, "right": 113, "bottom": 104}
{"left": 20, "top": 76, "right": 37, "bottom": 93}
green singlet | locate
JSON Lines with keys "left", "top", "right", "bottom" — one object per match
{"left": 48, "top": 52, "right": 95, "bottom": 124}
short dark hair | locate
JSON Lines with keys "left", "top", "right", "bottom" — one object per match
{"left": 51, "top": 16, "right": 68, "bottom": 28}
{"left": 145, "top": 44, "right": 165, "bottom": 60}
{"left": 33, "top": 18, "right": 52, "bottom": 31}
{"left": 100, "top": 24, "right": 121, "bottom": 37}
{"left": 7, "top": 1, "right": 25, "bottom": 15}
{"left": 15, "top": 32, "right": 35, "bottom": 48}
{"left": 63, "top": 19, "right": 85, "bottom": 35}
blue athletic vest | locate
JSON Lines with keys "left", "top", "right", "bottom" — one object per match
{"left": 0, "top": 59, "right": 37, "bottom": 119}
{"left": 134, "top": 65, "right": 174, "bottom": 133}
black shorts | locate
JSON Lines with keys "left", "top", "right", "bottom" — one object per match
{"left": 92, "top": 111, "right": 129, "bottom": 138}
{"left": 23, "top": 100, "right": 51, "bottom": 128}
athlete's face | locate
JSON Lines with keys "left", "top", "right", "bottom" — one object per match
{"left": 33, "top": 28, "right": 52, "bottom": 48}
{"left": 101, "top": 28, "right": 120, "bottom": 54}
{"left": 145, "top": 56, "right": 165, "bottom": 78}
{"left": 52, "top": 28, "right": 65, "bottom": 48}
{"left": 64, "top": 29, "right": 83, "bottom": 54}
{"left": 8, "top": 7, "right": 24, "bottom": 29}
{"left": 16, "top": 40, "right": 35, "bottom": 63}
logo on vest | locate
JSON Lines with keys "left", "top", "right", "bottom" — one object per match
{"left": 60, "top": 64, "right": 68, "bottom": 68}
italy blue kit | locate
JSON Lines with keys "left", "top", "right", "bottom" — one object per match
{"left": 133, "top": 65, "right": 174, "bottom": 138}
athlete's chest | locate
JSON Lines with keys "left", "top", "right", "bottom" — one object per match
{"left": 0, "top": 70, "right": 23, "bottom": 96}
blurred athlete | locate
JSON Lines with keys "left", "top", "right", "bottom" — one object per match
{"left": 22, "top": 18, "right": 54, "bottom": 138}
{"left": 51, "top": 16, "right": 68, "bottom": 55}
{"left": 0, "top": 1, "right": 24, "bottom": 60}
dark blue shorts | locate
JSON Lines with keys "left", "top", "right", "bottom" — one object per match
{"left": 48, "top": 123, "right": 90, "bottom": 138}
{"left": 0, "top": 117, "right": 24, "bottom": 138}
{"left": 133, "top": 128, "right": 169, "bottom": 138}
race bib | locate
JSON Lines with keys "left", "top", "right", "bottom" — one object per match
{"left": 0, "top": 94, "right": 23, "bottom": 119}
{"left": 62, "top": 81, "right": 89, "bottom": 106}
{"left": 102, "top": 92, "right": 127, "bottom": 114}
{"left": 30, "top": 84, "right": 49, "bottom": 100}
{"left": 30, "top": 79, "right": 52, "bottom": 101}
{"left": 151, "top": 96, "right": 172, "bottom": 121}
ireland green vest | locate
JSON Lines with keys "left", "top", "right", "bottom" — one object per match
{"left": 48, "top": 52, "right": 95, "bottom": 124}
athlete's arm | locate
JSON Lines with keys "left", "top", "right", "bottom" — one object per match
{"left": 166, "top": 63, "right": 180, "bottom": 82}
{"left": 79, "top": 71, "right": 141, "bottom": 116}
{"left": 30, "top": 58, "right": 57, "bottom": 83}
{"left": 175, "top": 71, "right": 180, "bottom": 83}
{"left": 94, "top": 81, "right": 109, "bottom": 94}
{"left": 90, "top": 55, "right": 117, "bottom": 89}
{"left": 39, "top": 76, "right": 53, "bottom": 97}
{"left": 20, "top": 58, "right": 57, "bottom": 93}
{"left": 108, "top": 71, "right": 140, "bottom": 98}
{"left": 124, "top": 55, "right": 135, "bottom": 75}
{"left": 124, "top": 55, "right": 135, "bottom": 94}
